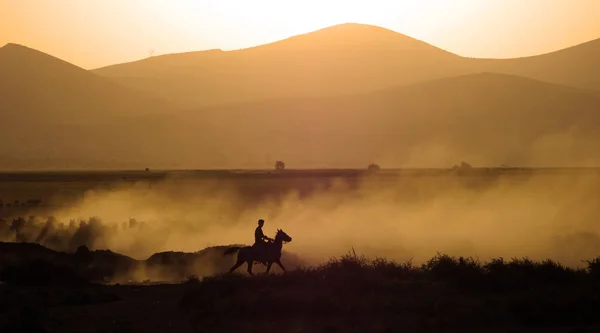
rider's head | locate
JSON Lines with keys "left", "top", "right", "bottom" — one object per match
{"left": 258, "top": 219, "right": 264, "bottom": 227}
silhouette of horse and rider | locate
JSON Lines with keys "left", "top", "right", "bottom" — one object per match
{"left": 224, "top": 219, "right": 292, "bottom": 275}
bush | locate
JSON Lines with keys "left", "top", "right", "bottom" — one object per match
{"left": 179, "top": 251, "right": 600, "bottom": 332}
{"left": 423, "top": 253, "right": 484, "bottom": 288}
{"left": 585, "top": 257, "right": 600, "bottom": 277}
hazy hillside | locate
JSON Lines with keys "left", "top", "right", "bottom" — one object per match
{"left": 0, "top": 43, "right": 174, "bottom": 125}
{"left": 92, "top": 23, "right": 472, "bottom": 108}
{"left": 474, "top": 37, "right": 600, "bottom": 91}
{"left": 3, "top": 72, "right": 600, "bottom": 170}
{"left": 92, "top": 23, "right": 600, "bottom": 109}
{"left": 170, "top": 72, "right": 600, "bottom": 168}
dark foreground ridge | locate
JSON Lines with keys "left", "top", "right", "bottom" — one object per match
{"left": 0, "top": 241, "right": 306, "bottom": 284}
{"left": 1, "top": 247, "right": 600, "bottom": 332}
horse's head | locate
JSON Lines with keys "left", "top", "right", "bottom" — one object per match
{"left": 275, "top": 229, "right": 292, "bottom": 243}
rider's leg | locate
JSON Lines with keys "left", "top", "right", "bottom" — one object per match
{"left": 261, "top": 242, "right": 268, "bottom": 265}
{"left": 252, "top": 243, "right": 266, "bottom": 266}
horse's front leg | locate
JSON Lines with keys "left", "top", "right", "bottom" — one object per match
{"left": 275, "top": 259, "right": 286, "bottom": 273}
{"left": 265, "top": 261, "right": 273, "bottom": 274}
{"left": 247, "top": 260, "right": 254, "bottom": 276}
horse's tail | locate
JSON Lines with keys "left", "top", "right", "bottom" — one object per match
{"left": 224, "top": 247, "right": 242, "bottom": 256}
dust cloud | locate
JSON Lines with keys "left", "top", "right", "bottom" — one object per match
{"left": 9, "top": 171, "right": 600, "bottom": 268}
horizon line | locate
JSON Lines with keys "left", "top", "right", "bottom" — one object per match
{"left": 1, "top": 166, "right": 600, "bottom": 173}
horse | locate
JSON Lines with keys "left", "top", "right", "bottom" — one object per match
{"left": 224, "top": 229, "right": 292, "bottom": 275}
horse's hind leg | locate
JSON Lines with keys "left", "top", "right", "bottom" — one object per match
{"left": 229, "top": 257, "right": 244, "bottom": 273}
{"left": 247, "top": 261, "right": 254, "bottom": 276}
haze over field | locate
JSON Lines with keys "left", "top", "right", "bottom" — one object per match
{"left": 4, "top": 170, "right": 600, "bottom": 270}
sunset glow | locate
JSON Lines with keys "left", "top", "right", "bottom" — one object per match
{"left": 1, "top": 0, "right": 600, "bottom": 69}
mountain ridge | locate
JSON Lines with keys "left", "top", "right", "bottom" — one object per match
{"left": 91, "top": 23, "right": 472, "bottom": 108}
{"left": 3, "top": 24, "right": 600, "bottom": 169}
{"left": 91, "top": 23, "right": 600, "bottom": 67}
{"left": 0, "top": 42, "right": 175, "bottom": 124}
{"left": 465, "top": 36, "right": 600, "bottom": 60}
{"left": 92, "top": 23, "right": 459, "bottom": 71}
{"left": 88, "top": 22, "right": 600, "bottom": 109}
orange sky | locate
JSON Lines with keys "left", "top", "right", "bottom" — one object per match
{"left": 1, "top": 0, "right": 599, "bottom": 69}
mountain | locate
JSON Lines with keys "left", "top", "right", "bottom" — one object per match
{"left": 92, "top": 23, "right": 600, "bottom": 110}
{"left": 3, "top": 73, "right": 600, "bottom": 169}
{"left": 473, "top": 37, "right": 600, "bottom": 92}
{"left": 0, "top": 43, "right": 174, "bottom": 125}
{"left": 92, "top": 23, "right": 472, "bottom": 108}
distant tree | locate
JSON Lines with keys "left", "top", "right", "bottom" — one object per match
{"left": 451, "top": 161, "right": 473, "bottom": 171}
{"left": 367, "top": 164, "right": 381, "bottom": 172}
{"left": 26, "top": 198, "right": 42, "bottom": 206}
{"left": 275, "top": 161, "right": 285, "bottom": 171}
{"left": 129, "top": 218, "right": 139, "bottom": 229}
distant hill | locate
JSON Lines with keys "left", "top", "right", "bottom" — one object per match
{"left": 92, "top": 23, "right": 472, "bottom": 108}
{"left": 0, "top": 43, "right": 177, "bottom": 168}
{"left": 92, "top": 23, "right": 600, "bottom": 109}
{"left": 166, "top": 72, "right": 600, "bottom": 168}
{"left": 0, "top": 43, "right": 174, "bottom": 125}
{"left": 3, "top": 72, "right": 600, "bottom": 169}
{"left": 473, "top": 37, "right": 600, "bottom": 92}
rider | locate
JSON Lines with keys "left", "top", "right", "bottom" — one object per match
{"left": 253, "top": 219, "right": 272, "bottom": 265}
